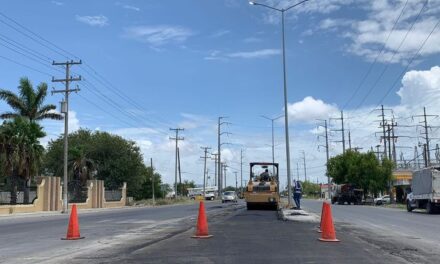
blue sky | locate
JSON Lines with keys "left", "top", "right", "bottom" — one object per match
{"left": 1, "top": 0, "right": 440, "bottom": 188}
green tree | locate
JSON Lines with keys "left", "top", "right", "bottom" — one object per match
{"left": 134, "top": 166, "right": 163, "bottom": 200}
{"left": 177, "top": 180, "right": 195, "bottom": 196}
{"left": 43, "top": 129, "right": 162, "bottom": 198}
{"left": 301, "top": 181, "right": 320, "bottom": 197}
{"left": 0, "top": 117, "right": 45, "bottom": 203}
{"left": 327, "top": 150, "right": 393, "bottom": 196}
{"left": 0, "top": 77, "right": 61, "bottom": 204}
{"left": 0, "top": 77, "right": 63, "bottom": 121}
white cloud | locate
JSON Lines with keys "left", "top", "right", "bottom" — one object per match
{"left": 319, "top": 18, "right": 353, "bottom": 30}
{"left": 51, "top": 1, "right": 63, "bottom": 6}
{"left": 397, "top": 66, "right": 440, "bottom": 109}
{"left": 204, "top": 49, "right": 280, "bottom": 61}
{"left": 122, "top": 5, "right": 140, "bottom": 11}
{"left": 314, "top": 1, "right": 440, "bottom": 64}
{"left": 67, "top": 110, "right": 80, "bottom": 133}
{"left": 123, "top": 25, "right": 194, "bottom": 46}
{"left": 227, "top": 49, "right": 280, "bottom": 59}
{"left": 258, "top": 1, "right": 440, "bottom": 64}
{"left": 287, "top": 96, "right": 339, "bottom": 123}
{"left": 75, "top": 15, "right": 109, "bottom": 27}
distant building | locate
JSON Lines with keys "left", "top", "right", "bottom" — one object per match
{"left": 392, "top": 170, "right": 413, "bottom": 203}
{"left": 319, "top": 183, "right": 334, "bottom": 200}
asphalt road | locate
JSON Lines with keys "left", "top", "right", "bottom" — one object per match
{"left": 303, "top": 199, "right": 440, "bottom": 263}
{"left": 302, "top": 199, "right": 440, "bottom": 246}
{"left": 0, "top": 200, "right": 238, "bottom": 263}
{"left": 112, "top": 206, "right": 409, "bottom": 264}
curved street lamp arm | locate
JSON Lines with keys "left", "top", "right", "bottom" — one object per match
{"left": 285, "top": 0, "right": 310, "bottom": 11}
{"left": 250, "top": 1, "right": 282, "bottom": 12}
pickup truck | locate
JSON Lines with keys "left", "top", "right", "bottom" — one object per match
{"left": 407, "top": 167, "right": 440, "bottom": 214}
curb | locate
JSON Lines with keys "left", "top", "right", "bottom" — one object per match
{"left": 280, "top": 208, "right": 320, "bottom": 223}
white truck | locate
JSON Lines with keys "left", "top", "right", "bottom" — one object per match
{"left": 407, "top": 167, "right": 440, "bottom": 214}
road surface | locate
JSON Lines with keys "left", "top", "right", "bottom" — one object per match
{"left": 0, "top": 200, "right": 239, "bottom": 263}
{"left": 303, "top": 199, "right": 440, "bottom": 262}
{"left": 106, "top": 206, "right": 410, "bottom": 263}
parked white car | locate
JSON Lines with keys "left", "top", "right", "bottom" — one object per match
{"left": 222, "top": 191, "right": 237, "bottom": 203}
{"left": 204, "top": 191, "right": 215, "bottom": 201}
{"left": 374, "top": 195, "right": 390, "bottom": 205}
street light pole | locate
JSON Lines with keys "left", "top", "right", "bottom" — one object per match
{"left": 250, "top": 0, "right": 309, "bottom": 208}
{"left": 261, "top": 115, "right": 283, "bottom": 176}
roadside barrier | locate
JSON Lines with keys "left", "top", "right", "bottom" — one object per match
{"left": 192, "top": 201, "right": 213, "bottom": 239}
{"left": 62, "top": 204, "right": 84, "bottom": 240}
{"left": 318, "top": 202, "right": 340, "bottom": 242}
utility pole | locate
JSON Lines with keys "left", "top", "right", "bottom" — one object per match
{"left": 302, "top": 151, "right": 307, "bottom": 182}
{"left": 170, "top": 128, "right": 184, "bottom": 198}
{"left": 207, "top": 169, "right": 211, "bottom": 186}
{"left": 341, "top": 111, "right": 346, "bottom": 153}
{"left": 296, "top": 162, "right": 300, "bottom": 181}
{"left": 200, "top": 146, "right": 211, "bottom": 196}
{"left": 211, "top": 153, "right": 219, "bottom": 190}
{"left": 423, "top": 107, "right": 431, "bottom": 166}
{"left": 234, "top": 171, "right": 238, "bottom": 191}
{"left": 391, "top": 121, "right": 397, "bottom": 163}
{"left": 318, "top": 119, "right": 331, "bottom": 200}
{"left": 375, "top": 145, "right": 381, "bottom": 160}
{"left": 223, "top": 163, "right": 228, "bottom": 189}
{"left": 261, "top": 115, "right": 283, "bottom": 175}
{"left": 348, "top": 130, "right": 352, "bottom": 150}
{"left": 385, "top": 124, "right": 395, "bottom": 204}
{"left": 414, "top": 146, "right": 420, "bottom": 169}
{"left": 52, "top": 60, "right": 81, "bottom": 213}
{"left": 412, "top": 107, "right": 438, "bottom": 167}
{"left": 380, "top": 105, "right": 387, "bottom": 157}
{"left": 330, "top": 111, "right": 345, "bottom": 154}
{"left": 177, "top": 147, "right": 182, "bottom": 196}
{"left": 151, "top": 158, "right": 155, "bottom": 205}
{"left": 240, "top": 149, "right": 244, "bottom": 193}
{"left": 218, "top": 117, "right": 230, "bottom": 194}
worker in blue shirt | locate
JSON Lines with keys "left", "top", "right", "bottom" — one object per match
{"left": 293, "top": 180, "right": 302, "bottom": 209}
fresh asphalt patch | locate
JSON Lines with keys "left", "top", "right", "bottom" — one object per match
{"left": 48, "top": 203, "right": 243, "bottom": 264}
{"left": 109, "top": 208, "right": 415, "bottom": 264}
{"left": 39, "top": 202, "right": 439, "bottom": 264}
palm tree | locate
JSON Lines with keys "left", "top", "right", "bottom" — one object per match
{"left": 68, "top": 147, "right": 95, "bottom": 202}
{"left": 0, "top": 117, "right": 45, "bottom": 204}
{"left": 0, "top": 77, "right": 63, "bottom": 121}
{"left": 0, "top": 77, "right": 59, "bottom": 204}
{"left": 70, "top": 147, "right": 95, "bottom": 184}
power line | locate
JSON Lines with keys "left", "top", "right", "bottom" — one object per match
{"left": 342, "top": 0, "right": 409, "bottom": 110}
{"left": 0, "top": 12, "right": 175, "bottom": 132}
{"left": 376, "top": 18, "right": 440, "bottom": 105}
{"left": 0, "top": 54, "right": 52, "bottom": 77}
{"left": 353, "top": 0, "right": 428, "bottom": 110}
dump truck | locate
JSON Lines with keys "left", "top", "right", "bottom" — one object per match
{"left": 244, "top": 162, "right": 280, "bottom": 210}
{"left": 331, "top": 184, "right": 363, "bottom": 205}
{"left": 407, "top": 167, "right": 440, "bottom": 214}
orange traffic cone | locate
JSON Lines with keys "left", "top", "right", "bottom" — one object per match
{"left": 192, "top": 201, "right": 213, "bottom": 239}
{"left": 317, "top": 201, "right": 326, "bottom": 233}
{"left": 318, "top": 202, "right": 339, "bottom": 242}
{"left": 62, "top": 204, "right": 84, "bottom": 240}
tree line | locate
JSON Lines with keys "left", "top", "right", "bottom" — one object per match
{"left": 327, "top": 150, "right": 393, "bottom": 197}
{"left": 0, "top": 77, "right": 165, "bottom": 203}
